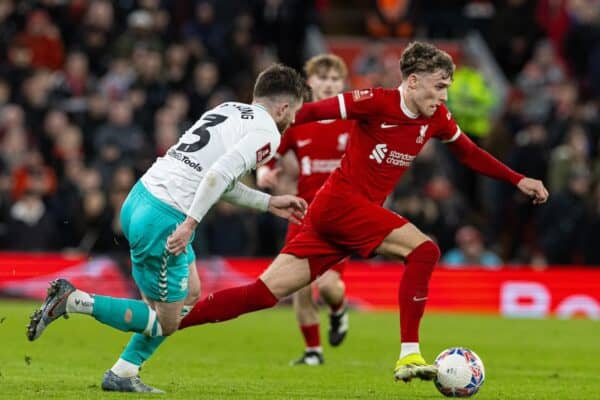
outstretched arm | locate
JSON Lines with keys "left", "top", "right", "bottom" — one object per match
{"left": 446, "top": 133, "right": 549, "bottom": 204}
{"left": 294, "top": 96, "right": 343, "bottom": 124}
{"left": 222, "top": 182, "right": 307, "bottom": 225}
{"left": 167, "top": 130, "right": 276, "bottom": 255}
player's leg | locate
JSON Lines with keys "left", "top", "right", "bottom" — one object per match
{"left": 316, "top": 267, "right": 348, "bottom": 346}
{"left": 112, "top": 264, "right": 200, "bottom": 377}
{"left": 290, "top": 284, "right": 324, "bottom": 365}
{"left": 27, "top": 182, "right": 187, "bottom": 340}
{"left": 27, "top": 278, "right": 172, "bottom": 341}
{"left": 375, "top": 223, "right": 440, "bottom": 382}
{"left": 180, "top": 253, "right": 311, "bottom": 329}
{"left": 179, "top": 218, "right": 346, "bottom": 330}
{"left": 309, "top": 192, "right": 438, "bottom": 382}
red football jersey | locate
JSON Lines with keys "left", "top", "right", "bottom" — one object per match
{"left": 277, "top": 119, "right": 355, "bottom": 202}
{"left": 296, "top": 87, "right": 461, "bottom": 204}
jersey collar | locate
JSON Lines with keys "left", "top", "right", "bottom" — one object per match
{"left": 398, "top": 86, "right": 419, "bottom": 119}
{"left": 252, "top": 102, "right": 268, "bottom": 112}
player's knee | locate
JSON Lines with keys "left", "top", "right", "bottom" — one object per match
{"left": 185, "top": 287, "right": 201, "bottom": 306}
{"left": 293, "top": 288, "right": 313, "bottom": 305}
{"left": 160, "top": 321, "right": 179, "bottom": 336}
{"left": 316, "top": 271, "right": 340, "bottom": 292}
{"left": 408, "top": 240, "right": 441, "bottom": 264}
{"left": 156, "top": 315, "right": 180, "bottom": 336}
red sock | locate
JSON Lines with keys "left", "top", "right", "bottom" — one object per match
{"left": 300, "top": 324, "right": 321, "bottom": 348}
{"left": 179, "top": 279, "right": 278, "bottom": 330}
{"left": 399, "top": 241, "right": 440, "bottom": 343}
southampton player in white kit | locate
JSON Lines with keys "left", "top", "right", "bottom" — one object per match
{"left": 27, "top": 65, "right": 309, "bottom": 393}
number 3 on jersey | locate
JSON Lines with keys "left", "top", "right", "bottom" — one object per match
{"left": 177, "top": 114, "right": 228, "bottom": 153}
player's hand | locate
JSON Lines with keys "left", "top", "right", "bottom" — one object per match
{"left": 267, "top": 195, "right": 308, "bottom": 225}
{"left": 517, "top": 177, "right": 549, "bottom": 205}
{"left": 166, "top": 218, "right": 198, "bottom": 256}
{"left": 257, "top": 166, "right": 282, "bottom": 189}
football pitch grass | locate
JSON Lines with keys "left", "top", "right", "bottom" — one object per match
{"left": 0, "top": 301, "right": 597, "bottom": 399}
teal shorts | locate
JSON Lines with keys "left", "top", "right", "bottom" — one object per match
{"left": 120, "top": 181, "right": 196, "bottom": 302}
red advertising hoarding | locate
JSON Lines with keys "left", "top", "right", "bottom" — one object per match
{"left": 1, "top": 254, "right": 599, "bottom": 319}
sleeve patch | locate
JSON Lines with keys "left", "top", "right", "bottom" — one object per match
{"left": 256, "top": 143, "right": 271, "bottom": 164}
{"left": 352, "top": 89, "right": 374, "bottom": 102}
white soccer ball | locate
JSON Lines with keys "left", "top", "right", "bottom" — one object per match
{"left": 433, "top": 347, "right": 485, "bottom": 397}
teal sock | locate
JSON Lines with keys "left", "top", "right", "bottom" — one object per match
{"left": 92, "top": 295, "right": 162, "bottom": 335}
{"left": 120, "top": 334, "right": 166, "bottom": 366}
{"left": 119, "top": 305, "right": 192, "bottom": 366}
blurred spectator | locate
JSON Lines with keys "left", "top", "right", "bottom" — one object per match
{"left": 423, "top": 175, "right": 470, "bottom": 251}
{"left": 537, "top": 166, "right": 592, "bottom": 264}
{"left": 447, "top": 55, "right": 497, "bottom": 141}
{"left": 489, "top": 0, "right": 541, "bottom": 79}
{"left": 113, "top": 9, "right": 164, "bottom": 58}
{"left": 0, "top": 39, "right": 34, "bottom": 98}
{"left": 131, "top": 48, "right": 169, "bottom": 132}
{"left": 564, "top": 2, "right": 600, "bottom": 97}
{"left": 17, "top": 9, "right": 64, "bottom": 70}
{"left": 72, "top": 0, "right": 115, "bottom": 76}
{"left": 414, "top": 0, "right": 466, "bottom": 39}
{"left": 52, "top": 51, "right": 95, "bottom": 113}
{"left": 20, "top": 70, "right": 54, "bottom": 137}
{"left": 0, "top": 1, "right": 596, "bottom": 264}
{"left": 535, "top": 0, "right": 570, "bottom": 58}
{"left": 392, "top": 190, "right": 443, "bottom": 246}
{"left": 253, "top": 0, "right": 312, "bottom": 70}
{"left": 366, "top": 0, "right": 417, "bottom": 38}
{"left": 165, "top": 42, "right": 191, "bottom": 91}
{"left": 3, "top": 150, "right": 60, "bottom": 251}
{"left": 182, "top": 1, "right": 226, "bottom": 61}
{"left": 188, "top": 60, "right": 220, "bottom": 118}
{"left": 93, "top": 100, "right": 144, "bottom": 160}
{"left": 548, "top": 124, "right": 591, "bottom": 192}
{"left": 99, "top": 57, "right": 136, "bottom": 101}
{"left": 583, "top": 184, "right": 600, "bottom": 265}
{"left": 516, "top": 39, "right": 567, "bottom": 123}
{"left": 442, "top": 225, "right": 502, "bottom": 268}
{"left": 205, "top": 202, "right": 258, "bottom": 256}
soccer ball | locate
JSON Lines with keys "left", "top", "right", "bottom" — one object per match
{"left": 433, "top": 347, "right": 485, "bottom": 397}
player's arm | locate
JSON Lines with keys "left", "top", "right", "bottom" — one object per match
{"left": 257, "top": 124, "right": 297, "bottom": 188}
{"left": 167, "top": 131, "right": 307, "bottom": 255}
{"left": 294, "top": 89, "right": 381, "bottom": 124}
{"left": 444, "top": 130, "right": 549, "bottom": 204}
{"left": 222, "top": 181, "right": 306, "bottom": 224}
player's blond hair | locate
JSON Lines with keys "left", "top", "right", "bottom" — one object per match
{"left": 400, "top": 42, "right": 455, "bottom": 80}
{"left": 304, "top": 54, "right": 348, "bottom": 79}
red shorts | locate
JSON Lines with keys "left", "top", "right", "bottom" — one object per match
{"left": 281, "top": 190, "right": 407, "bottom": 280}
{"left": 286, "top": 222, "right": 347, "bottom": 276}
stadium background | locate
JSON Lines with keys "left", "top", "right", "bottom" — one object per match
{"left": 0, "top": 1, "right": 599, "bottom": 399}
{"left": 1, "top": 0, "right": 599, "bottom": 315}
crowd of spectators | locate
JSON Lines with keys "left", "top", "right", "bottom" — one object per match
{"left": 0, "top": 0, "right": 598, "bottom": 267}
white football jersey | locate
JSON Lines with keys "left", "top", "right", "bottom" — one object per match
{"left": 141, "top": 102, "right": 280, "bottom": 214}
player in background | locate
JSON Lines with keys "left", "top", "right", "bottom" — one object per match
{"left": 257, "top": 54, "right": 354, "bottom": 366}
{"left": 27, "top": 64, "right": 309, "bottom": 393}
{"left": 177, "top": 42, "right": 549, "bottom": 383}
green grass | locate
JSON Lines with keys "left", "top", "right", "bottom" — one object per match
{"left": 0, "top": 300, "right": 598, "bottom": 399}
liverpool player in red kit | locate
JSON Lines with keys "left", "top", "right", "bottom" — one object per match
{"left": 257, "top": 54, "right": 354, "bottom": 365}
{"left": 177, "top": 42, "right": 549, "bottom": 382}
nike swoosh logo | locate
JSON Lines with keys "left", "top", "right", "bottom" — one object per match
{"left": 297, "top": 139, "right": 312, "bottom": 147}
{"left": 47, "top": 292, "right": 71, "bottom": 318}
{"left": 412, "top": 296, "right": 428, "bottom": 302}
{"left": 381, "top": 122, "right": 400, "bottom": 129}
